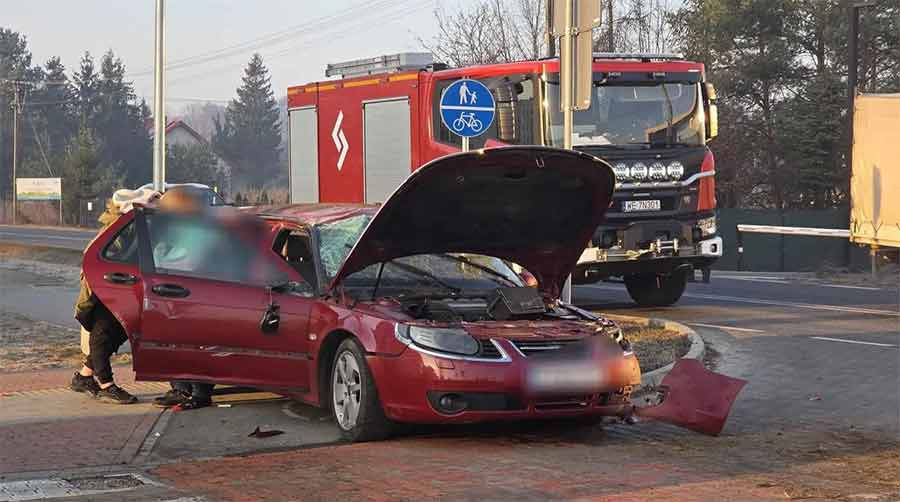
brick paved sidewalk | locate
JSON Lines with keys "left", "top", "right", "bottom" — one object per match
{"left": 0, "top": 367, "right": 167, "bottom": 476}
{"left": 152, "top": 429, "right": 900, "bottom": 502}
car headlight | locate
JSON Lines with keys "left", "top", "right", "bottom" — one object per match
{"left": 667, "top": 161, "right": 685, "bottom": 179}
{"left": 613, "top": 163, "right": 630, "bottom": 182}
{"left": 649, "top": 162, "right": 667, "bottom": 180}
{"left": 697, "top": 216, "right": 717, "bottom": 237}
{"left": 395, "top": 324, "right": 479, "bottom": 356}
{"left": 630, "top": 162, "right": 648, "bottom": 180}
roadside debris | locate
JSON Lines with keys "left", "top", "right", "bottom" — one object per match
{"left": 248, "top": 427, "right": 284, "bottom": 439}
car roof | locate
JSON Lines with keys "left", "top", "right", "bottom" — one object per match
{"left": 252, "top": 203, "right": 377, "bottom": 227}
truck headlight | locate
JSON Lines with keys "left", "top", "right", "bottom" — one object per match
{"left": 667, "top": 161, "right": 685, "bottom": 179}
{"left": 395, "top": 324, "right": 479, "bottom": 356}
{"left": 613, "top": 163, "right": 630, "bottom": 182}
{"left": 649, "top": 162, "right": 667, "bottom": 180}
{"left": 697, "top": 216, "right": 717, "bottom": 237}
{"left": 630, "top": 162, "right": 648, "bottom": 180}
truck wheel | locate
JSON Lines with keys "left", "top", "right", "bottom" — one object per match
{"left": 624, "top": 271, "right": 687, "bottom": 307}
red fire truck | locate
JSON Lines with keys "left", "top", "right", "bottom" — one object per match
{"left": 286, "top": 52, "right": 722, "bottom": 306}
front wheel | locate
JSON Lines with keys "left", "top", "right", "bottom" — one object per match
{"left": 624, "top": 271, "right": 688, "bottom": 307}
{"left": 330, "top": 338, "right": 392, "bottom": 442}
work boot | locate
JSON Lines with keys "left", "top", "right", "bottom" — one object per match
{"left": 96, "top": 384, "right": 138, "bottom": 404}
{"left": 69, "top": 372, "right": 101, "bottom": 397}
{"left": 153, "top": 389, "right": 190, "bottom": 408}
{"left": 179, "top": 396, "right": 213, "bottom": 410}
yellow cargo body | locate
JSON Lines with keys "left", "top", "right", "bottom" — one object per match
{"left": 850, "top": 94, "right": 900, "bottom": 248}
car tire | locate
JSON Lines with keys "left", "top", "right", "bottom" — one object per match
{"left": 330, "top": 338, "right": 392, "bottom": 442}
{"left": 624, "top": 271, "right": 687, "bottom": 307}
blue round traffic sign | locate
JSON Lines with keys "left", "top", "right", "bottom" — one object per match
{"left": 439, "top": 79, "right": 495, "bottom": 138}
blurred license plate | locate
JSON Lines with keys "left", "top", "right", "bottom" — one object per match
{"left": 623, "top": 200, "right": 661, "bottom": 212}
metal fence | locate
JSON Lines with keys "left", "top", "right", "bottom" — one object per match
{"left": 715, "top": 208, "right": 871, "bottom": 272}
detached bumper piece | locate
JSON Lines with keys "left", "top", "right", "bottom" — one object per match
{"left": 633, "top": 359, "right": 747, "bottom": 436}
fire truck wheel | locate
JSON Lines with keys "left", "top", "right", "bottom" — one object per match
{"left": 624, "top": 272, "right": 687, "bottom": 307}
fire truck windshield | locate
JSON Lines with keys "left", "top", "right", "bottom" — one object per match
{"left": 545, "top": 77, "right": 704, "bottom": 148}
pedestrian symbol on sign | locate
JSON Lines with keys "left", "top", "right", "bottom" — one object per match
{"left": 439, "top": 79, "right": 495, "bottom": 140}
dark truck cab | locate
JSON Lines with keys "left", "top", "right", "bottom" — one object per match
{"left": 544, "top": 57, "right": 722, "bottom": 306}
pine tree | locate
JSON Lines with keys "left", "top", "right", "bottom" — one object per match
{"left": 61, "top": 126, "right": 118, "bottom": 225}
{"left": 214, "top": 53, "right": 282, "bottom": 189}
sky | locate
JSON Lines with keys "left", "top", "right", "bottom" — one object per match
{"left": 7, "top": 0, "right": 464, "bottom": 106}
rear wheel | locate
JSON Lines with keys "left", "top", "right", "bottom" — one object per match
{"left": 330, "top": 338, "right": 392, "bottom": 442}
{"left": 624, "top": 271, "right": 688, "bottom": 307}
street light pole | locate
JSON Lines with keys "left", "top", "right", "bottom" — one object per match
{"left": 152, "top": 0, "right": 166, "bottom": 193}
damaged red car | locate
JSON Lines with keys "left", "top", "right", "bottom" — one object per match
{"left": 82, "top": 147, "right": 743, "bottom": 441}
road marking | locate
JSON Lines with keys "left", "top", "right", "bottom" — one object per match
{"left": 813, "top": 283, "right": 885, "bottom": 291}
{"left": 690, "top": 322, "right": 766, "bottom": 333}
{"left": 582, "top": 284, "right": 900, "bottom": 317}
{"left": 684, "top": 292, "right": 900, "bottom": 317}
{"left": 0, "top": 231, "right": 88, "bottom": 241}
{"left": 810, "top": 336, "right": 898, "bottom": 348}
{"left": 716, "top": 275, "right": 885, "bottom": 291}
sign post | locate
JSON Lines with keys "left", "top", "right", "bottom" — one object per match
{"left": 439, "top": 79, "right": 496, "bottom": 152}
{"left": 549, "top": 0, "right": 601, "bottom": 304}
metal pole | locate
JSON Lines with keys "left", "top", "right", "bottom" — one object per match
{"left": 546, "top": 0, "right": 556, "bottom": 58}
{"left": 607, "top": 0, "right": 614, "bottom": 52}
{"left": 11, "top": 85, "right": 19, "bottom": 225}
{"left": 560, "top": 0, "right": 574, "bottom": 304}
{"left": 848, "top": 3, "right": 858, "bottom": 197}
{"left": 152, "top": 0, "right": 166, "bottom": 193}
{"left": 461, "top": 136, "right": 469, "bottom": 153}
{"left": 737, "top": 230, "right": 744, "bottom": 271}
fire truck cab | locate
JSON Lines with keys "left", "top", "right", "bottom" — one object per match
{"left": 287, "top": 52, "right": 722, "bottom": 306}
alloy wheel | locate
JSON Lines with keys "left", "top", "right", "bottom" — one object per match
{"left": 332, "top": 350, "right": 362, "bottom": 430}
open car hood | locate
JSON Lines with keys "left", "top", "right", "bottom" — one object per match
{"left": 328, "top": 147, "right": 615, "bottom": 299}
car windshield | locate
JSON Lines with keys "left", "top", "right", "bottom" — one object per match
{"left": 546, "top": 76, "right": 704, "bottom": 147}
{"left": 316, "top": 215, "right": 524, "bottom": 296}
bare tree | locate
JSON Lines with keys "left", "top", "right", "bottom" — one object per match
{"left": 420, "top": 0, "right": 547, "bottom": 66}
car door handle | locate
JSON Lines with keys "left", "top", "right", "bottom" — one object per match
{"left": 104, "top": 272, "right": 138, "bottom": 285}
{"left": 151, "top": 284, "right": 191, "bottom": 298}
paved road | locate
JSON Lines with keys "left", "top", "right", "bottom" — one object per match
{"left": 0, "top": 224, "right": 94, "bottom": 250}
{"left": 1, "top": 258, "right": 897, "bottom": 499}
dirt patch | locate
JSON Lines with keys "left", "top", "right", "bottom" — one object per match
{"left": 0, "top": 311, "right": 130, "bottom": 373}
{"left": 618, "top": 321, "right": 691, "bottom": 373}
{"left": 0, "top": 243, "right": 84, "bottom": 267}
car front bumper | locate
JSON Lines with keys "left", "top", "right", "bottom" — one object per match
{"left": 369, "top": 338, "right": 642, "bottom": 424}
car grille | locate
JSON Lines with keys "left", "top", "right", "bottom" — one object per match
{"left": 477, "top": 339, "right": 504, "bottom": 359}
{"left": 511, "top": 339, "right": 582, "bottom": 356}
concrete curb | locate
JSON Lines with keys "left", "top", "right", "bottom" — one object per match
{"left": 602, "top": 314, "right": 706, "bottom": 392}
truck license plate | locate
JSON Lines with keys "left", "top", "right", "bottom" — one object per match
{"left": 623, "top": 199, "right": 661, "bottom": 212}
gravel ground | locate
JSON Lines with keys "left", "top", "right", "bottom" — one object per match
{"left": 0, "top": 310, "right": 132, "bottom": 373}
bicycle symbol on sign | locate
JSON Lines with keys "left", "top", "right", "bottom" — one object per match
{"left": 451, "top": 112, "right": 483, "bottom": 133}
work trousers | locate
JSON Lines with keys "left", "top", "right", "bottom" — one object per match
{"left": 82, "top": 303, "right": 128, "bottom": 384}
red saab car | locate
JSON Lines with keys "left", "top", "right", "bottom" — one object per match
{"left": 83, "top": 147, "right": 656, "bottom": 441}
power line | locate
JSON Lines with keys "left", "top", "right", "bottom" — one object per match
{"left": 127, "top": 0, "right": 402, "bottom": 78}
{"left": 165, "top": 0, "right": 434, "bottom": 87}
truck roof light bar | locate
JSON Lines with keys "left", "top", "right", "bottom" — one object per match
{"left": 592, "top": 52, "right": 685, "bottom": 62}
{"left": 325, "top": 52, "right": 435, "bottom": 78}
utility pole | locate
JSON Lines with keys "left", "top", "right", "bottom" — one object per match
{"left": 11, "top": 82, "right": 22, "bottom": 225}
{"left": 152, "top": 0, "right": 166, "bottom": 193}
{"left": 847, "top": 1, "right": 876, "bottom": 277}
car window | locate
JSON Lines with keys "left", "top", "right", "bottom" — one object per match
{"left": 317, "top": 214, "right": 372, "bottom": 279}
{"left": 146, "top": 212, "right": 285, "bottom": 286}
{"left": 272, "top": 229, "right": 317, "bottom": 294}
{"left": 102, "top": 220, "right": 138, "bottom": 264}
